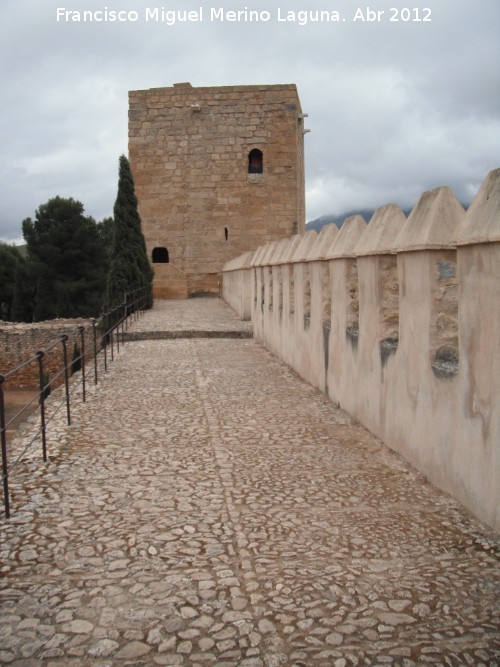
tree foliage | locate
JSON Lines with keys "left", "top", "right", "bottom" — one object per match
{"left": 0, "top": 242, "right": 28, "bottom": 321}
{"left": 22, "top": 196, "right": 107, "bottom": 320}
{"left": 105, "top": 155, "right": 153, "bottom": 310}
{"left": 3, "top": 155, "right": 151, "bottom": 323}
{"left": 10, "top": 253, "right": 34, "bottom": 322}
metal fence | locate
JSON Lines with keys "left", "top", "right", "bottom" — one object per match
{"left": 0, "top": 287, "right": 148, "bottom": 519}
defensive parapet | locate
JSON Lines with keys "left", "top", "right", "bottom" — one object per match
{"left": 222, "top": 168, "right": 500, "bottom": 532}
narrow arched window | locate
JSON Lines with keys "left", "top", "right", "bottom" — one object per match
{"left": 248, "top": 149, "right": 263, "bottom": 174}
{"left": 152, "top": 247, "right": 169, "bottom": 263}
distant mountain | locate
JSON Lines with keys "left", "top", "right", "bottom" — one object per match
{"left": 307, "top": 201, "right": 469, "bottom": 234}
{"left": 306, "top": 208, "right": 413, "bottom": 233}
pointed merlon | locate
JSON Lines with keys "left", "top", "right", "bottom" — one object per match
{"left": 355, "top": 204, "right": 407, "bottom": 256}
{"left": 290, "top": 229, "right": 318, "bottom": 262}
{"left": 326, "top": 215, "right": 367, "bottom": 259}
{"left": 306, "top": 223, "right": 339, "bottom": 261}
{"left": 457, "top": 168, "right": 500, "bottom": 246}
{"left": 394, "top": 186, "right": 465, "bottom": 252}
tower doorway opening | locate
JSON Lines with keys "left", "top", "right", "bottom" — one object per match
{"left": 152, "top": 247, "right": 169, "bottom": 263}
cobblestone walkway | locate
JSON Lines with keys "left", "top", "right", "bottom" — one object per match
{"left": 1, "top": 300, "right": 499, "bottom": 666}
{"left": 122, "top": 298, "right": 253, "bottom": 340}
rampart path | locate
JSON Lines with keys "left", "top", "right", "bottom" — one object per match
{"left": 1, "top": 299, "right": 499, "bottom": 666}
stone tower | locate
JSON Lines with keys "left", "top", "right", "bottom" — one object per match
{"left": 128, "top": 82, "right": 306, "bottom": 298}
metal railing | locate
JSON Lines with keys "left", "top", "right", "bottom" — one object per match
{"left": 0, "top": 286, "right": 148, "bottom": 519}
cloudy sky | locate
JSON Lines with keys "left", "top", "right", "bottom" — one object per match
{"left": 0, "top": 0, "right": 499, "bottom": 243}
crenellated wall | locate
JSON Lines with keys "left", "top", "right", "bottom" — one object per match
{"left": 222, "top": 168, "right": 500, "bottom": 532}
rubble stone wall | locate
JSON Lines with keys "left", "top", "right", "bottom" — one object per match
{"left": 0, "top": 320, "right": 95, "bottom": 389}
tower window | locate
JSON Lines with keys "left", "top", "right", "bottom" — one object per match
{"left": 224, "top": 227, "right": 229, "bottom": 241}
{"left": 248, "top": 149, "right": 263, "bottom": 174}
{"left": 152, "top": 247, "right": 169, "bottom": 263}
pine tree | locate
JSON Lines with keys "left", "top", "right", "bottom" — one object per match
{"left": 22, "top": 197, "right": 107, "bottom": 320}
{"left": 10, "top": 258, "right": 34, "bottom": 323}
{"left": 0, "top": 242, "right": 26, "bottom": 320}
{"left": 105, "top": 155, "right": 153, "bottom": 310}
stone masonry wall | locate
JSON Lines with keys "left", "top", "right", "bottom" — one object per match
{"left": 129, "top": 82, "right": 306, "bottom": 297}
{"left": 222, "top": 169, "right": 500, "bottom": 533}
{"left": 0, "top": 320, "right": 95, "bottom": 389}
{"left": 152, "top": 264, "right": 189, "bottom": 300}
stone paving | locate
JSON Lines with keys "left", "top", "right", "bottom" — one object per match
{"left": 122, "top": 298, "right": 253, "bottom": 340}
{"left": 1, "top": 299, "right": 499, "bottom": 667}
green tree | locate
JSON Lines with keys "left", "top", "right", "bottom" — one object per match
{"left": 22, "top": 196, "right": 107, "bottom": 320}
{"left": 98, "top": 216, "right": 114, "bottom": 276}
{"left": 0, "top": 241, "right": 32, "bottom": 322}
{"left": 10, "top": 255, "right": 34, "bottom": 322}
{"left": 105, "top": 155, "right": 153, "bottom": 310}
{"left": 0, "top": 242, "right": 25, "bottom": 320}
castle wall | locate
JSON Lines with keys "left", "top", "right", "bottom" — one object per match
{"left": 152, "top": 263, "right": 189, "bottom": 300}
{"left": 222, "top": 169, "right": 500, "bottom": 532}
{"left": 129, "top": 82, "right": 306, "bottom": 296}
{"left": 0, "top": 320, "right": 95, "bottom": 389}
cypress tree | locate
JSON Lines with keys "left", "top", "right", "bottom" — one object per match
{"left": 105, "top": 155, "right": 153, "bottom": 310}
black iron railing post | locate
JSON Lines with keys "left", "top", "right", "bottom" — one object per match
{"left": 116, "top": 318, "right": 121, "bottom": 355}
{"left": 0, "top": 295, "right": 149, "bottom": 518}
{"left": 61, "top": 335, "right": 71, "bottom": 426}
{"left": 0, "top": 375, "right": 10, "bottom": 519}
{"left": 36, "top": 351, "right": 48, "bottom": 462}
{"left": 103, "top": 339, "right": 108, "bottom": 373}
{"left": 92, "top": 320, "right": 98, "bottom": 385}
{"left": 125, "top": 292, "right": 129, "bottom": 331}
{"left": 103, "top": 314, "right": 109, "bottom": 373}
{"left": 79, "top": 326, "right": 86, "bottom": 403}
